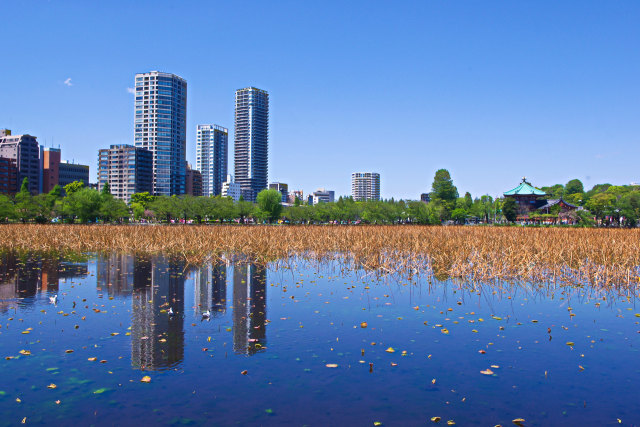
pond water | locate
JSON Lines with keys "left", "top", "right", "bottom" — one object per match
{"left": 0, "top": 252, "right": 639, "bottom": 426}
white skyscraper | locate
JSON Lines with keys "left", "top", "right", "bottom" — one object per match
{"left": 196, "top": 125, "right": 228, "bottom": 196}
{"left": 351, "top": 172, "right": 381, "bottom": 201}
{"left": 134, "top": 71, "right": 187, "bottom": 196}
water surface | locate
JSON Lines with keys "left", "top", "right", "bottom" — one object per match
{"left": 0, "top": 252, "right": 638, "bottom": 426}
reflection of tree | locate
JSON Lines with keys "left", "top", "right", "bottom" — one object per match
{"left": 0, "top": 252, "right": 88, "bottom": 311}
{"left": 194, "top": 263, "right": 227, "bottom": 316}
{"left": 233, "top": 263, "right": 267, "bottom": 355}
{"left": 131, "top": 254, "right": 185, "bottom": 370}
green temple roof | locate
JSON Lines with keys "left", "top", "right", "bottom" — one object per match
{"left": 504, "top": 178, "right": 547, "bottom": 196}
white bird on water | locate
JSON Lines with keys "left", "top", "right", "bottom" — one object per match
{"left": 168, "top": 307, "right": 174, "bottom": 316}
{"left": 202, "top": 310, "right": 211, "bottom": 321}
{"left": 49, "top": 295, "right": 58, "bottom": 304}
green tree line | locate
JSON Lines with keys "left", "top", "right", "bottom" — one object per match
{"left": 1, "top": 172, "right": 639, "bottom": 226}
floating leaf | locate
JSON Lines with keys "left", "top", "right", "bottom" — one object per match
{"left": 241, "top": 370, "right": 248, "bottom": 375}
{"left": 360, "top": 322, "right": 368, "bottom": 328}
{"left": 140, "top": 376, "right": 151, "bottom": 383}
{"left": 326, "top": 364, "right": 338, "bottom": 368}
{"left": 566, "top": 342, "right": 575, "bottom": 346}
{"left": 480, "top": 369, "right": 494, "bottom": 375}
{"left": 385, "top": 347, "right": 395, "bottom": 353}
{"left": 512, "top": 418, "right": 525, "bottom": 426}
{"left": 430, "top": 417, "right": 441, "bottom": 423}
{"left": 47, "top": 383, "right": 57, "bottom": 389}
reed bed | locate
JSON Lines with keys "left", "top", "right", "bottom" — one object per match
{"left": 1, "top": 224, "right": 639, "bottom": 288}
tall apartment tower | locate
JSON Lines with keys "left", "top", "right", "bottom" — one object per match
{"left": 196, "top": 124, "right": 228, "bottom": 196}
{"left": 351, "top": 172, "right": 381, "bottom": 201}
{"left": 97, "top": 145, "right": 153, "bottom": 203}
{"left": 134, "top": 71, "right": 187, "bottom": 196}
{"left": 234, "top": 87, "right": 269, "bottom": 202}
{"left": 0, "top": 133, "right": 41, "bottom": 194}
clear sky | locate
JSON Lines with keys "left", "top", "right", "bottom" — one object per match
{"left": 1, "top": 1, "right": 638, "bottom": 199}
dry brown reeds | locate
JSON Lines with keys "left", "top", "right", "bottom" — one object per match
{"left": 0, "top": 224, "right": 639, "bottom": 287}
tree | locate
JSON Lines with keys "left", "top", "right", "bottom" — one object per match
{"left": 64, "top": 181, "right": 85, "bottom": 196}
{"left": 14, "top": 178, "right": 37, "bottom": 222}
{"left": 430, "top": 169, "right": 458, "bottom": 220}
{"left": 256, "top": 189, "right": 283, "bottom": 223}
{"left": 100, "top": 195, "right": 129, "bottom": 223}
{"left": 431, "top": 169, "right": 458, "bottom": 203}
{"left": 463, "top": 192, "right": 473, "bottom": 210}
{"left": 565, "top": 179, "right": 584, "bottom": 196}
{"left": 502, "top": 198, "right": 517, "bottom": 222}
{"left": 0, "top": 194, "right": 14, "bottom": 222}
{"left": 101, "top": 182, "right": 111, "bottom": 196}
{"left": 586, "top": 192, "right": 616, "bottom": 224}
{"left": 451, "top": 208, "right": 467, "bottom": 224}
{"left": 64, "top": 188, "right": 101, "bottom": 223}
{"left": 131, "top": 192, "right": 156, "bottom": 208}
{"left": 236, "top": 199, "right": 254, "bottom": 224}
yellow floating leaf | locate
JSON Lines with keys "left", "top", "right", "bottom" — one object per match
{"left": 480, "top": 369, "right": 494, "bottom": 375}
{"left": 566, "top": 342, "right": 575, "bottom": 346}
{"left": 361, "top": 322, "right": 368, "bottom": 328}
{"left": 19, "top": 350, "right": 31, "bottom": 356}
{"left": 47, "top": 383, "right": 57, "bottom": 389}
{"left": 385, "top": 347, "right": 395, "bottom": 353}
{"left": 140, "top": 376, "right": 151, "bottom": 383}
{"left": 88, "top": 357, "right": 97, "bottom": 361}
{"left": 430, "top": 417, "right": 441, "bottom": 423}
{"left": 512, "top": 418, "right": 525, "bottom": 426}
{"left": 326, "top": 363, "right": 339, "bottom": 368}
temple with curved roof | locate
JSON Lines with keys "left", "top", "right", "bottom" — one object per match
{"left": 504, "top": 177, "right": 548, "bottom": 214}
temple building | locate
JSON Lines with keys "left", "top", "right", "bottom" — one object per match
{"left": 503, "top": 178, "right": 547, "bottom": 214}
{"left": 504, "top": 177, "right": 580, "bottom": 224}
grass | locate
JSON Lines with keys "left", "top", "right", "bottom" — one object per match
{"left": 0, "top": 224, "right": 639, "bottom": 287}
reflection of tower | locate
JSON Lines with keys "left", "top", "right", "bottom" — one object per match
{"left": 233, "top": 263, "right": 267, "bottom": 355}
{"left": 0, "top": 254, "right": 88, "bottom": 311}
{"left": 194, "top": 262, "right": 227, "bottom": 316}
{"left": 97, "top": 253, "right": 134, "bottom": 297}
{"left": 131, "top": 255, "right": 185, "bottom": 370}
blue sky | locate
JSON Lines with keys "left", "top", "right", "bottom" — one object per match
{"left": 1, "top": 1, "right": 638, "bottom": 199}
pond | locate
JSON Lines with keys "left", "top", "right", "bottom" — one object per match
{"left": 0, "top": 252, "right": 638, "bottom": 426}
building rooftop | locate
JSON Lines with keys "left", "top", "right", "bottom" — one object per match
{"left": 504, "top": 178, "right": 546, "bottom": 196}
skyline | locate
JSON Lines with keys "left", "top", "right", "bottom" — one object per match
{"left": 1, "top": 1, "right": 639, "bottom": 199}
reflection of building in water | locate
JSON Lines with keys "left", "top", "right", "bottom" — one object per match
{"left": 97, "top": 253, "right": 135, "bottom": 296}
{"left": 131, "top": 254, "right": 185, "bottom": 370}
{"left": 194, "top": 262, "right": 227, "bottom": 316}
{"left": 233, "top": 263, "right": 267, "bottom": 355}
{"left": 0, "top": 253, "right": 88, "bottom": 311}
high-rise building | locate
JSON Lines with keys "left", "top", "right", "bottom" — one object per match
{"left": 234, "top": 87, "right": 269, "bottom": 202}
{"left": 97, "top": 144, "right": 153, "bottom": 203}
{"left": 42, "top": 148, "right": 61, "bottom": 193}
{"left": 351, "top": 172, "right": 381, "bottom": 201}
{"left": 58, "top": 161, "right": 89, "bottom": 190}
{"left": 221, "top": 174, "right": 242, "bottom": 201}
{"left": 287, "top": 190, "right": 303, "bottom": 205}
{"left": 43, "top": 147, "right": 89, "bottom": 193}
{"left": 0, "top": 132, "right": 41, "bottom": 194}
{"left": 134, "top": 71, "right": 187, "bottom": 196}
{"left": 311, "top": 188, "right": 335, "bottom": 205}
{"left": 0, "top": 157, "right": 17, "bottom": 195}
{"left": 269, "top": 182, "right": 288, "bottom": 203}
{"left": 196, "top": 124, "right": 228, "bottom": 196}
{"left": 185, "top": 163, "right": 203, "bottom": 197}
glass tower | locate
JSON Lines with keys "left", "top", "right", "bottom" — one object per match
{"left": 134, "top": 71, "right": 187, "bottom": 196}
{"left": 234, "top": 87, "right": 269, "bottom": 202}
{"left": 196, "top": 124, "right": 228, "bottom": 196}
